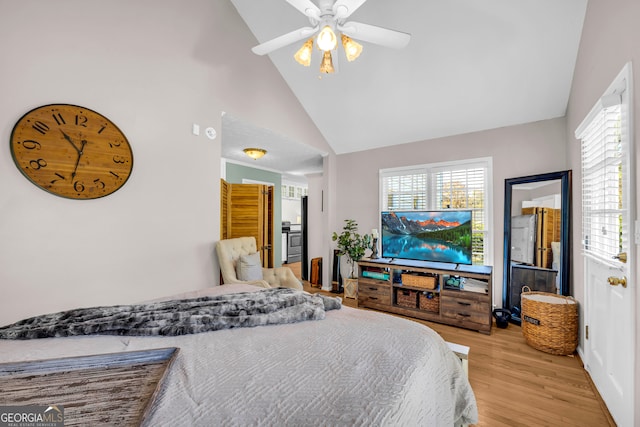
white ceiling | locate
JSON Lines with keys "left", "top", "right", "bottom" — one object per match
{"left": 221, "top": 112, "right": 326, "bottom": 181}
{"left": 226, "top": 0, "right": 587, "bottom": 175}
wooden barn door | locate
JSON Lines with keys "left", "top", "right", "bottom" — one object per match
{"left": 220, "top": 180, "right": 273, "bottom": 267}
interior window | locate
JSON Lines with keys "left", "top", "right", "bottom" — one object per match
{"left": 380, "top": 158, "right": 492, "bottom": 264}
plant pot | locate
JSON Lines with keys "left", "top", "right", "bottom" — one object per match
{"left": 344, "top": 278, "right": 358, "bottom": 299}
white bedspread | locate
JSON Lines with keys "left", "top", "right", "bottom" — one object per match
{"left": 0, "top": 284, "right": 478, "bottom": 426}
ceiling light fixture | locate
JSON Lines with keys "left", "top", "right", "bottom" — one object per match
{"left": 243, "top": 148, "right": 267, "bottom": 160}
{"left": 252, "top": 1, "right": 411, "bottom": 76}
{"left": 291, "top": 27, "right": 364, "bottom": 74}
{"left": 341, "top": 34, "right": 363, "bottom": 62}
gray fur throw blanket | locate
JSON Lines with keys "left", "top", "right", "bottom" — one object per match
{"left": 0, "top": 288, "right": 341, "bottom": 340}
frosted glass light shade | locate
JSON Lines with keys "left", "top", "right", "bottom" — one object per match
{"left": 294, "top": 38, "right": 313, "bottom": 66}
{"left": 317, "top": 26, "right": 337, "bottom": 51}
{"left": 319, "top": 51, "right": 335, "bottom": 74}
{"left": 341, "top": 34, "right": 363, "bottom": 62}
{"left": 243, "top": 148, "right": 267, "bottom": 160}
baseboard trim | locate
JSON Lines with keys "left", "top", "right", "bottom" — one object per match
{"left": 574, "top": 352, "right": 617, "bottom": 427}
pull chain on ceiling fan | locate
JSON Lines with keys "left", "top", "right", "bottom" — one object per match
{"left": 251, "top": 0, "right": 411, "bottom": 74}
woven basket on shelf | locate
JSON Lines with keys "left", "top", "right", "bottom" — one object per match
{"left": 418, "top": 292, "right": 440, "bottom": 313}
{"left": 521, "top": 287, "right": 578, "bottom": 356}
{"left": 396, "top": 289, "right": 418, "bottom": 309}
{"left": 401, "top": 274, "right": 437, "bottom": 289}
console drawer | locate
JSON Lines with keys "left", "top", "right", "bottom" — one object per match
{"left": 358, "top": 280, "right": 391, "bottom": 305}
{"left": 441, "top": 292, "right": 490, "bottom": 324}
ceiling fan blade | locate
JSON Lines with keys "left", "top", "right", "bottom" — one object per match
{"left": 333, "top": 0, "right": 368, "bottom": 20}
{"left": 285, "top": 0, "right": 321, "bottom": 20}
{"left": 251, "top": 26, "right": 318, "bottom": 55}
{"left": 339, "top": 21, "right": 411, "bottom": 49}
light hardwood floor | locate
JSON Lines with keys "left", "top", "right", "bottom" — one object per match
{"left": 287, "top": 262, "right": 615, "bottom": 426}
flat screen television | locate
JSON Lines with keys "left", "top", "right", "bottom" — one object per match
{"left": 381, "top": 210, "right": 473, "bottom": 265}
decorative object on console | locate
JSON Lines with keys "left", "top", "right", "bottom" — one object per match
{"left": 370, "top": 228, "right": 379, "bottom": 259}
{"left": 250, "top": 0, "right": 411, "bottom": 75}
{"left": 10, "top": 104, "right": 133, "bottom": 199}
{"left": 243, "top": 148, "right": 267, "bottom": 160}
{"left": 331, "top": 219, "right": 372, "bottom": 298}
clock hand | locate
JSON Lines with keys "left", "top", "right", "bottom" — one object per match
{"left": 70, "top": 140, "right": 88, "bottom": 180}
{"left": 59, "top": 129, "right": 80, "bottom": 153}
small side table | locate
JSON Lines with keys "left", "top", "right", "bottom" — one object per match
{"left": 344, "top": 278, "right": 358, "bottom": 299}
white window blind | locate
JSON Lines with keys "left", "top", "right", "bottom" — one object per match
{"left": 431, "top": 166, "right": 487, "bottom": 263}
{"left": 380, "top": 159, "right": 491, "bottom": 264}
{"left": 381, "top": 168, "right": 426, "bottom": 210}
{"left": 577, "top": 99, "right": 626, "bottom": 262}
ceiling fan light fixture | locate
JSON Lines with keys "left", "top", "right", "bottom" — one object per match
{"left": 243, "top": 148, "right": 267, "bottom": 160}
{"left": 316, "top": 25, "right": 337, "bottom": 51}
{"left": 341, "top": 34, "right": 363, "bottom": 62}
{"left": 319, "top": 50, "right": 335, "bottom": 74}
{"left": 294, "top": 38, "right": 314, "bottom": 66}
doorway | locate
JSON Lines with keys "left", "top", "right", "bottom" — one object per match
{"left": 575, "top": 62, "right": 635, "bottom": 426}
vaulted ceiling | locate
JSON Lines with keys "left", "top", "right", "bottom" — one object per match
{"left": 225, "top": 0, "right": 588, "bottom": 175}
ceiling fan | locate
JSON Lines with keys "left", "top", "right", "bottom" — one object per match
{"left": 251, "top": 0, "right": 411, "bottom": 73}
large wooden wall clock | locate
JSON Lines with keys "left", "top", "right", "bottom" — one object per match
{"left": 10, "top": 104, "right": 133, "bottom": 199}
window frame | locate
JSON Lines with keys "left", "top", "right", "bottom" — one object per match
{"left": 379, "top": 157, "right": 493, "bottom": 265}
{"left": 575, "top": 62, "right": 634, "bottom": 268}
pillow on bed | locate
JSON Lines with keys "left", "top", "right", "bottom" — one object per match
{"left": 236, "top": 252, "right": 263, "bottom": 281}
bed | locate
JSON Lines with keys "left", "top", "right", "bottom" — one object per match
{"left": 0, "top": 284, "right": 478, "bottom": 426}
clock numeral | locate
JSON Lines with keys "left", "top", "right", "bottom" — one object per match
{"left": 94, "top": 178, "right": 106, "bottom": 190}
{"left": 113, "top": 155, "right": 127, "bottom": 164}
{"left": 22, "top": 140, "right": 41, "bottom": 150}
{"left": 110, "top": 171, "right": 120, "bottom": 179}
{"left": 73, "top": 181, "right": 85, "bottom": 193}
{"left": 52, "top": 112, "right": 66, "bottom": 126}
{"left": 29, "top": 158, "right": 47, "bottom": 170}
{"left": 75, "top": 114, "right": 88, "bottom": 127}
{"left": 109, "top": 140, "right": 122, "bottom": 148}
{"left": 50, "top": 173, "right": 66, "bottom": 185}
{"left": 98, "top": 125, "right": 107, "bottom": 134}
{"left": 32, "top": 121, "right": 50, "bottom": 135}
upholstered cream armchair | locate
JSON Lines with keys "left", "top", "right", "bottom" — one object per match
{"left": 216, "top": 236, "right": 302, "bottom": 290}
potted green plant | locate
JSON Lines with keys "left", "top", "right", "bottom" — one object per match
{"left": 332, "top": 219, "right": 372, "bottom": 298}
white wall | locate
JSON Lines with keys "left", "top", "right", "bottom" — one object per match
{"left": 565, "top": 0, "right": 640, "bottom": 421}
{"left": 333, "top": 117, "right": 568, "bottom": 309}
{"left": 0, "top": 0, "right": 332, "bottom": 325}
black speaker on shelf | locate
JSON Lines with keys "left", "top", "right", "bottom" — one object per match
{"left": 331, "top": 249, "right": 343, "bottom": 293}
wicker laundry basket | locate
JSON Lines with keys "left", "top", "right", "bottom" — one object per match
{"left": 521, "top": 287, "right": 578, "bottom": 355}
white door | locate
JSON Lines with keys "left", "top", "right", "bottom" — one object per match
{"left": 584, "top": 257, "right": 633, "bottom": 426}
{"left": 578, "top": 63, "right": 635, "bottom": 427}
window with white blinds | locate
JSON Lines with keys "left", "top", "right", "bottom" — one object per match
{"left": 577, "top": 100, "right": 626, "bottom": 262}
{"left": 380, "top": 158, "right": 492, "bottom": 264}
